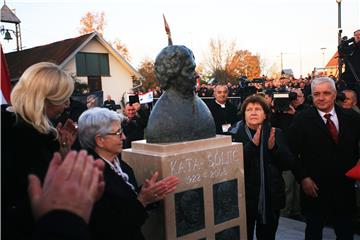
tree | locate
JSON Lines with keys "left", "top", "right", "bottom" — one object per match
{"left": 226, "top": 50, "right": 261, "bottom": 80}
{"left": 265, "top": 61, "right": 281, "bottom": 79}
{"left": 79, "top": 11, "right": 106, "bottom": 36}
{"left": 112, "top": 38, "right": 131, "bottom": 62}
{"left": 202, "top": 38, "right": 236, "bottom": 83}
{"left": 202, "top": 38, "right": 261, "bottom": 83}
{"left": 137, "top": 58, "right": 156, "bottom": 91}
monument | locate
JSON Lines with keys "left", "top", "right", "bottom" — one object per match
{"left": 122, "top": 45, "right": 247, "bottom": 240}
{"left": 146, "top": 45, "right": 216, "bottom": 143}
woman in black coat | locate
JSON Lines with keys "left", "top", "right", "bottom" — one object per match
{"left": 2, "top": 62, "right": 77, "bottom": 240}
{"left": 229, "top": 95, "right": 295, "bottom": 240}
{"left": 78, "top": 107, "right": 179, "bottom": 240}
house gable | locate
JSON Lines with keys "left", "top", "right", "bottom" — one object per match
{"left": 5, "top": 32, "right": 141, "bottom": 81}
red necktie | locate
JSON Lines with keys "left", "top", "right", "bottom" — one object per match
{"left": 324, "top": 113, "right": 338, "bottom": 144}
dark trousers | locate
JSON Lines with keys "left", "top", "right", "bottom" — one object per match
{"left": 247, "top": 210, "right": 280, "bottom": 240}
{"left": 305, "top": 212, "right": 354, "bottom": 240}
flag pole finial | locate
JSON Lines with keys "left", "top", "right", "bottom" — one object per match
{"left": 162, "top": 14, "right": 173, "bottom": 46}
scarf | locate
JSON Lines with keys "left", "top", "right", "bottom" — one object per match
{"left": 99, "top": 155, "right": 137, "bottom": 194}
{"left": 245, "top": 124, "right": 267, "bottom": 224}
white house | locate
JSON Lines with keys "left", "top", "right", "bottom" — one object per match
{"left": 5, "top": 31, "right": 142, "bottom": 104}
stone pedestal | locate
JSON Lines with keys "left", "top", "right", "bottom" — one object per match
{"left": 122, "top": 135, "right": 247, "bottom": 240}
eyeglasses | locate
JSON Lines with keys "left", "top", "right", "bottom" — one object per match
{"left": 106, "top": 129, "right": 123, "bottom": 136}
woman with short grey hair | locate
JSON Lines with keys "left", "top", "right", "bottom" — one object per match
{"left": 78, "top": 107, "right": 179, "bottom": 240}
{"left": 78, "top": 107, "right": 123, "bottom": 150}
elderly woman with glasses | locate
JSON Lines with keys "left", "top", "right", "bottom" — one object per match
{"left": 229, "top": 95, "right": 294, "bottom": 240}
{"left": 78, "top": 107, "right": 179, "bottom": 240}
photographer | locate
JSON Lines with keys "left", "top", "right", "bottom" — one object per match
{"left": 271, "top": 88, "right": 309, "bottom": 220}
{"left": 338, "top": 29, "right": 360, "bottom": 104}
{"left": 271, "top": 88, "right": 309, "bottom": 134}
{"left": 340, "top": 89, "right": 360, "bottom": 113}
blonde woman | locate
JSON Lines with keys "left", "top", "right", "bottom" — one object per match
{"left": 3, "top": 62, "right": 77, "bottom": 239}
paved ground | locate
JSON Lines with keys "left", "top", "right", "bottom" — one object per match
{"left": 275, "top": 217, "right": 360, "bottom": 240}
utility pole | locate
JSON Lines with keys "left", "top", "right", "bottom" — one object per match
{"left": 280, "top": 52, "right": 287, "bottom": 75}
{"left": 336, "top": 0, "right": 342, "bottom": 80}
{"left": 320, "top": 47, "right": 327, "bottom": 67}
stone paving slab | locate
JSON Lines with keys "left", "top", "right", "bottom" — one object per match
{"left": 275, "top": 217, "right": 360, "bottom": 240}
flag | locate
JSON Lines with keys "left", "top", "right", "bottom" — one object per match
{"left": 346, "top": 164, "right": 360, "bottom": 181}
{"left": 196, "top": 77, "right": 201, "bottom": 88}
{"left": 139, "top": 91, "right": 154, "bottom": 104}
{"left": 163, "top": 14, "right": 171, "bottom": 35}
{"left": 1, "top": 45, "right": 11, "bottom": 105}
{"left": 163, "top": 14, "right": 173, "bottom": 46}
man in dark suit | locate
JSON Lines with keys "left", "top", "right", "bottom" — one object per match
{"left": 103, "top": 95, "right": 116, "bottom": 111}
{"left": 121, "top": 102, "right": 149, "bottom": 149}
{"left": 206, "top": 85, "right": 239, "bottom": 134}
{"left": 288, "top": 77, "right": 360, "bottom": 240}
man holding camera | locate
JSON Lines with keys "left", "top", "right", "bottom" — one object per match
{"left": 270, "top": 88, "right": 308, "bottom": 220}
{"left": 339, "top": 29, "right": 360, "bottom": 104}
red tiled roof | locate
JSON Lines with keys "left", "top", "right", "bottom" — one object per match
{"left": 326, "top": 51, "right": 339, "bottom": 68}
{"left": 5, "top": 32, "right": 93, "bottom": 80}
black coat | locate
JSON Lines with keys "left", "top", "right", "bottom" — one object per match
{"left": 287, "top": 106, "right": 360, "bottom": 215}
{"left": 33, "top": 210, "right": 90, "bottom": 240}
{"left": 122, "top": 108, "right": 149, "bottom": 149}
{"left": 2, "top": 110, "right": 60, "bottom": 240}
{"left": 341, "top": 42, "right": 360, "bottom": 84}
{"left": 103, "top": 99, "right": 116, "bottom": 111}
{"left": 88, "top": 151, "right": 148, "bottom": 240}
{"left": 207, "top": 100, "right": 239, "bottom": 134}
{"left": 230, "top": 121, "right": 294, "bottom": 221}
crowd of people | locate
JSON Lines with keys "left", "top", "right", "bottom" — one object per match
{"left": 2, "top": 29, "right": 360, "bottom": 240}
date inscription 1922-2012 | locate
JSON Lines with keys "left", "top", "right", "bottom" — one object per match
{"left": 169, "top": 149, "right": 240, "bottom": 184}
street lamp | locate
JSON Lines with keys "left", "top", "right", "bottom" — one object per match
{"left": 280, "top": 52, "right": 287, "bottom": 74}
{"left": 336, "top": 0, "right": 342, "bottom": 80}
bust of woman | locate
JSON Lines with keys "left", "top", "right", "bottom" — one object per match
{"left": 146, "top": 45, "right": 215, "bottom": 143}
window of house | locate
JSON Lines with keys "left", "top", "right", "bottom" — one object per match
{"left": 87, "top": 76, "right": 102, "bottom": 93}
{"left": 76, "top": 52, "right": 110, "bottom": 76}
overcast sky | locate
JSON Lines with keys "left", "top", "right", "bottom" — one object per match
{"left": 1, "top": 0, "right": 359, "bottom": 78}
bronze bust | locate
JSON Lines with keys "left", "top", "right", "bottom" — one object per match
{"left": 146, "top": 45, "right": 216, "bottom": 143}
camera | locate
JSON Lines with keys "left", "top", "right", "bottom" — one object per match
{"left": 338, "top": 36, "right": 356, "bottom": 57}
{"left": 239, "top": 79, "right": 257, "bottom": 100}
{"left": 252, "top": 78, "right": 265, "bottom": 84}
{"left": 273, "top": 91, "right": 297, "bottom": 112}
{"left": 128, "top": 94, "right": 140, "bottom": 105}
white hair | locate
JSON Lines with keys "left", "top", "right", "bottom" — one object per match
{"left": 311, "top": 77, "right": 336, "bottom": 94}
{"left": 78, "top": 107, "right": 123, "bottom": 150}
